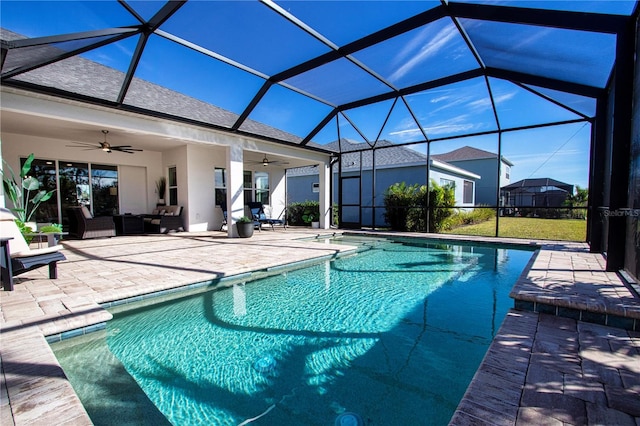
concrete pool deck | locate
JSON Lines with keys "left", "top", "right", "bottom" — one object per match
{"left": 1, "top": 230, "right": 639, "bottom": 425}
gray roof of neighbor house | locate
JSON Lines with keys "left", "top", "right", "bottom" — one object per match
{"left": 502, "top": 178, "right": 573, "bottom": 192}
{"left": 432, "top": 146, "right": 514, "bottom": 166}
{"left": 290, "top": 138, "right": 480, "bottom": 180}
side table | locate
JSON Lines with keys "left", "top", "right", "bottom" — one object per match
{"left": 113, "top": 214, "right": 145, "bottom": 235}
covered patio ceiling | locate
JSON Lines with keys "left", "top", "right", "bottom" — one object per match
{"left": 1, "top": 1, "right": 638, "bottom": 153}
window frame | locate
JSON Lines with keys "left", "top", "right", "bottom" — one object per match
{"left": 168, "top": 166, "right": 177, "bottom": 205}
{"left": 463, "top": 180, "right": 474, "bottom": 204}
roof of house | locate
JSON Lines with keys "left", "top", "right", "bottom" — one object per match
{"left": 1, "top": 29, "right": 305, "bottom": 147}
{"left": 501, "top": 178, "right": 573, "bottom": 191}
{"left": 433, "top": 146, "right": 514, "bottom": 166}
{"left": 290, "top": 138, "right": 480, "bottom": 180}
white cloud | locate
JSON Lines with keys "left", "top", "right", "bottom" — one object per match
{"left": 389, "top": 24, "right": 459, "bottom": 83}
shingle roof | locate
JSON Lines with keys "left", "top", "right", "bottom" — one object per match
{"left": 501, "top": 178, "right": 573, "bottom": 191}
{"left": 325, "top": 139, "right": 428, "bottom": 168}
{"left": 290, "top": 138, "right": 479, "bottom": 180}
{"left": 433, "top": 146, "right": 514, "bottom": 166}
{"left": 1, "top": 29, "right": 306, "bottom": 146}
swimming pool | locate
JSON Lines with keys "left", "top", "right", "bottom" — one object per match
{"left": 51, "top": 236, "right": 535, "bottom": 425}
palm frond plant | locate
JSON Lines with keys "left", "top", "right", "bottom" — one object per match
{"left": 2, "top": 153, "right": 56, "bottom": 231}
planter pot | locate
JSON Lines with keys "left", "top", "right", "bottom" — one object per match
{"left": 236, "top": 222, "right": 254, "bottom": 238}
{"left": 311, "top": 221, "right": 320, "bottom": 229}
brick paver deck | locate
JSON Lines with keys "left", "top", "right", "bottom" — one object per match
{"left": 1, "top": 230, "right": 638, "bottom": 425}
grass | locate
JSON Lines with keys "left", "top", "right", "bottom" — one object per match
{"left": 442, "top": 216, "right": 587, "bottom": 241}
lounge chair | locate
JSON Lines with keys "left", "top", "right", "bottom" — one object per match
{"left": 67, "top": 206, "right": 116, "bottom": 239}
{"left": 0, "top": 208, "right": 66, "bottom": 291}
{"left": 247, "top": 202, "right": 286, "bottom": 231}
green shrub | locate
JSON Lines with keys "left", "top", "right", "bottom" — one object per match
{"left": 442, "top": 206, "right": 496, "bottom": 231}
{"left": 382, "top": 181, "right": 455, "bottom": 232}
{"left": 287, "top": 201, "right": 320, "bottom": 226}
{"left": 428, "top": 181, "right": 455, "bottom": 232}
{"left": 383, "top": 182, "right": 418, "bottom": 231}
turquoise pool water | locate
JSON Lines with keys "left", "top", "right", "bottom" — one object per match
{"left": 51, "top": 236, "right": 535, "bottom": 425}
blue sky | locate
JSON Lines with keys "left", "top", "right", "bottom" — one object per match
{"left": 2, "top": 0, "right": 632, "bottom": 189}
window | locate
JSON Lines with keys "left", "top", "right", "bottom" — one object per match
{"left": 215, "top": 167, "right": 226, "bottom": 206}
{"left": 168, "top": 166, "right": 177, "bottom": 205}
{"left": 91, "top": 164, "right": 118, "bottom": 216}
{"left": 20, "top": 157, "right": 119, "bottom": 227}
{"left": 463, "top": 180, "right": 474, "bottom": 204}
{"left": 255, "top": 171, "right": 269, "bottom": 205}
{"left": 440, "top": 178, "right": 455, "bottom": 189}
{"left": 243, "top": 171, "right": 253, "bottom": 204}
{"left": 505, "top": 165, "right": 510, "bottom": 179}
{"left": 243, "top": 170, "right": 270, "bottom": 205}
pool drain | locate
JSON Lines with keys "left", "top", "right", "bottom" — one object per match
{"left": 335, "top": 412, "right": 364, "bottom": 426}
{"left": 253, "top": 354, "right": 277, "bottom": 374}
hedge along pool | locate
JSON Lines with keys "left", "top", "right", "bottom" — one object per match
{"left": 50, "top": 235, "right": 536, "bottom": 425}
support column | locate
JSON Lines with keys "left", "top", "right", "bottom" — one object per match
{"left": 269, "top": 168, "right": 287, "bottom": 221}
{"left": 226, "top": 145, "right": 244, "bottom": 238}
{"left": 606, "top": 19, "right": 634, "bottom": 271}
{"left": 587, "top": 97, "right": 607, "bottom": 252}
{"left": 319, "top": 160, "right": 331, "bottom": 229}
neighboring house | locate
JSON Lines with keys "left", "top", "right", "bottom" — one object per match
{"left": 432, "top": 146, "right": 513, "bottom": 206}
{"left": 288, "top": 139, "right": 480, "bottom": 227}
{"left": 501, "top": 178, "right": 574, "bottom": 209}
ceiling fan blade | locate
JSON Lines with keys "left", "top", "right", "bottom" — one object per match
{"left": 114, "top": 147, "right": 143, "bottom": 152}
{"left": 66, "top": 146, "right": 101, "bottom": 151}
{"left": 66, "top": 143, "right": 99, "bottom": 148}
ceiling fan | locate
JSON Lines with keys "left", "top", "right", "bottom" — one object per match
{"left": 66, "top": 130, "right": 143, "bottom": 154}
{"left": 249, "top": 154, "right": 290, "bottom": 167}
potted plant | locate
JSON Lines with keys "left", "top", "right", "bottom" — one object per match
{"left": 156, "top": 176, "right": 167, "bottom": 205}
{"left": 2, "top": 153, "right": 56, "bottom": 240}
{"left": 235, "top": 216, "right": 254, "bottom": 238}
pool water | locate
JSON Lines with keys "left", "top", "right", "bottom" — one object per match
{"left": 51, "top": 236, "right": 534, "bottom": 425}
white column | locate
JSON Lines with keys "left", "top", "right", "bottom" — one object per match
{"left": 269, "top": 168, "right": 286, "bottom": 220}
{"left": 227, "top": 145, "right": 244, "bottom": 237}
{"left": 319, "top": 160, "right": 331, "bottom": 229}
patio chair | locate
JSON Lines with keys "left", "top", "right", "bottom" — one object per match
{"left": 0, "top": 208, "right": 66, "bottom": 291}
{"left": 67, "top": 206, "right": 116, "bottom": 239}
{"left": 246, "top": 202, "right": 264, "bottom": 231}
{"left": 248, "top": 202, "right": 286, "bottom": 231}
{"left": 219, "top": 202, "right": 228, "bottom": 231}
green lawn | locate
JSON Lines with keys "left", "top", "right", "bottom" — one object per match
{"left": 442, "top": 216, "right": 587, "bottom": 241}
